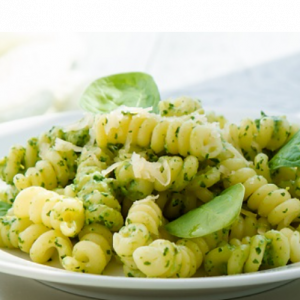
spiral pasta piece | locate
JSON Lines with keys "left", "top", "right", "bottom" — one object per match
{"left": 0, "top": 121, "right": 89, "bottom": 185}
{"left": 0, "top": 117, "right": 91, "bottom": 187}
{"left": 132, "top": 230, "right": 227, "bottom": 278}
{"left": 113, "top": 196, "right": 163, "bottom": 272}
{"left": 280, "top": 227, "right": 300, "bottom": 263}
{"left": 114, "top": 154, "right": 199, "bottom": 201}
{"left": 225, "top": 114, "right": 297, "bottom": 160}
{"left": 272, "top": 167, "right": 297, "bottom": 195}
{"left": 253, "top": 153, "right": 271, "bottom": 183}
{"left": 62, "top": 224, "right": 113, "bottom": 274}
{"left": 30, "top": 229, "right": 73, "bottom": 263}
{"left": 133, "top": 239, "right": 201, "bottom": 278}
{"left": 13, "top": 145, "right": 78, "bottom": 191}
{"left": 154, "top": 156, "right": 199, "bottom": 192}
{"left": 229, "top": 213, "right": 271, "bottom": 241}
{"left": 220, "top": 158, "right": 300, "bottom": 229}
{"left": 18, "top": 224, "right": 50, "bottom": 253}
{"left": 93, "top": 109, "right": 223, "bottom": 160}
{"left": 73, "top": 146, "right": 123, "bottom": 232}
{"left": 186, "top": 166, "right": 222, "bottom": 203}
{"left": 204, "top": 230, "right": 290, "bottom": 276}
{"left": 2, "top": 99, "right": 300, "bottom": 278}
{"left": 156, "top": 190, "right": 198, "bottom": 221}
{"left": 0, "top": 181, "right": 18, "bottom": 205}
{"left": 0, "top": 138, "right": 40, "bottom": 184}
{"left": 0, "top": 216, "right": 33, "bottom": 248}
{"left": 0, "top": 215, "right": 51, "bottom": 254}
{"left": 158, "top": 97, "right": 204, "bottom": 117}
{"left": 13, "top": 186, "right": 85, "bottom": 237}
{"left": 205, "top": 111, "right": 227, "bottom": 129}
{"left": 247, "top": 185, "right": 300, "bottom": 229}
{"left": 39, "top": 120, "right": 91, "bottom": 148}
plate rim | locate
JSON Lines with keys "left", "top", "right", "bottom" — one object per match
{"left": 1, "top": 248, "right": 300, "bottom": 290}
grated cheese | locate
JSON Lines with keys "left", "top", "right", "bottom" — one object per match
{"left": 131, "top": 153, "right": 170, "bottom": 186}
{"left": 64, "top": 113, "right": 94, "bottom": 132}
{"left": 54, "top": 138, "right": 83, "bottom": 152}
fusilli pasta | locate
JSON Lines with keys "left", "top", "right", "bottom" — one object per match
{"left": 0, "top": 96, "right": 300, "bottom": 279}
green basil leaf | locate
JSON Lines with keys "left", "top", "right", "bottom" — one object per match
{"left": 269, "top": 129, "right": 300, "bottom": 170}
{"left": 80, "top": 72, "right": 160, "bottom": 114}
{"left": 165, "top": 183, "right": 245, "bottom": 238}
{"left": 0, "top": 201, "right": 12, "bottom": 216}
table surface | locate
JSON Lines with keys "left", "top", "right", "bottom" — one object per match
{"left": 0, "top": 272, "right": 299, "bottom": 300}
{"left": 1, "top": 33, "right": 300, "bottom": 299}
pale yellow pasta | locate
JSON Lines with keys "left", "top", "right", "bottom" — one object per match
{"left": 205, "top": 111, "right": 227, "bottom": 129}
{"left": 72, "top": 146, "right": 123, "bottom": 232}
{"left": 158, "top": 97, "right": 204, "bottom": 117}
{"left": 132, "top": 238, "right": 203, "bottom": 278}
{"left": 247, "top": 185, "right": 300, "bottom": 229}
{"left": 272, "top": 167, "right": 297, "bottom": 191}
{"left": 224, "top": 114, "right": 296, "bottom": 160}
{"left": 132, "top": 228, "right": 229, "bottom": 278}
{"left": 93, "top": 111, "right": 223, "bottom": 160}
{"left": 18, "top": 224, "right": 50, "bottom": 253}
{"left": 0, "top": 216, "right": 32, "bottom": 248}
{"left": 113, "top": 196, "right": 163, "bottom": 272}
{"left": 220, "top": 157, "right": 300, "bottom": 229}
{"left": 204, "top": 230, "right": 290, "bottom": 276}
{"left": 160, "top": 191, "right": 198, "bottom": 221}
{"left": 114, "top": 159, "right": 156, "bottom": 201}
{"left": 1, "top": 97, "right": 300, "bottom": 278}
{"left": 50, "top": 197, "right": 85, "bottom": 237}
{"left": 133, "top": 239, "right": 188, "bottom": 278}
{"left": 280, "top": 227, "right": 300, "bottom": 263}
{"left": 13, "top": 146, "right": 77, "bottom": 191}
{"left": 186, "top": 166, "right": 221, "bottom": 203}
{"left": 13, "top": 186, "right": 85, "bottom": 237}
{"left": 253, "top": 153, "right": 272, "bottom": 183}
{"left": 62, "top": 224, "right": 112, "bottom": 274}
{"left": 154, "top": 156, "right": 199, "bottom": 192}
{"left": 30, "top": 229, "right": 73, "bottom": 263}
{"left": 229, "top": 214, "right": 271, "bottom": 240}
{"left": 114, "top": 155, "right": 199, "bottom": 201}
{"left": 85, "top": 203, "right": 124, "bottom": 232}
{"left": 0, "top": 181, "right": 18, "bottom": 205}
{"left": 0, "top": 137, "right": 38, "bottom": 184}
{"left": 1, "top": 145, "right": 25, "bottom": 184}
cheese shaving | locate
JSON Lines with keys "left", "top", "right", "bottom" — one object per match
{"left": 54, "top": 138, "right": 83, "bottom": 152}
{"left": 64, "top": 113, "right": 94, "bottom": 132}
{"left": 131, "top": 153, "right": 170, "bottom": 186}
{"left": 101, "top": 161, "right": 123, "bottom": 177}
{"left": 219, "top": 165, "right": 230, "bottom": 177}
{"left": 104, "top": 110, "right": 124, "bottom": 134}
{"left": 104, "top": 106, "right": 153, "bottom": 135}
{"left": 39, "top": 143, "right": 50, "bottom": 160}
{"left": 189, "top": 112, "right": 207, "bottom": 124}
{"left": 88, "top": 126, "right": 96, "bottom": 145}
{"left": 131, "top": 194, "right": 159, "bottom": 206}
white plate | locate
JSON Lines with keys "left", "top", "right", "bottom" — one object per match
{"left": 0, "top": 109, "right": 300, "bottom": 300}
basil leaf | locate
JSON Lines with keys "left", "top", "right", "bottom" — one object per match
{"left": 80, "top": 72, "right": 160, "bottom": 114}
{"left": 0, "top": 201, "right": 12, "bottom": 216}
{"left": 165, "top": 183, "right": 245, "bottom": 238}
{"left": 269, "top": 129, "right": 300, "bottom": 170}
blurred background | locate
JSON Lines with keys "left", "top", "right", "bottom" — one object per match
{"left": 1, "top": 32, "right": 300, "bottom": 122}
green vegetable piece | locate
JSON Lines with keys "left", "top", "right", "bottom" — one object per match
{"left": 269, "top": 129, "right": 300, "bottom": 170}
{"left": 165, "top": 183, "right": 245, "bottom": 238}
{"left": 80, "top": 72, "right": 160, "bottom": 114}
{"left": 0, "top": 201, "right": 12, "bottom": 216}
